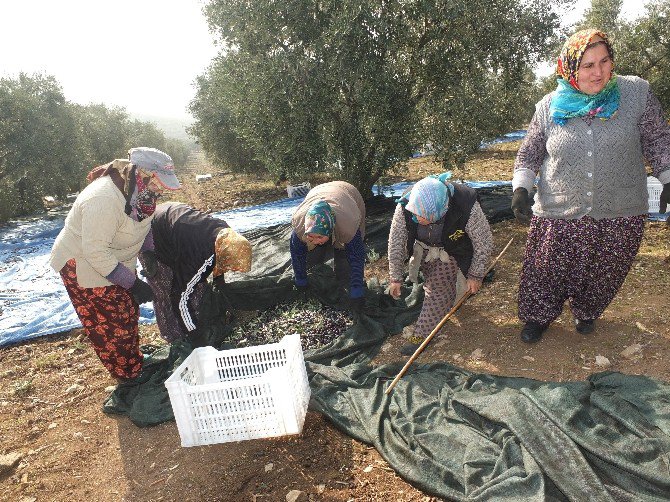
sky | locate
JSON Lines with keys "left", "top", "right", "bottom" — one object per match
{"left": 0, "top": 0, "right": 649, "bottom": 120}
{"left": 0, "top": 0, "right": 218, "bottom": 120}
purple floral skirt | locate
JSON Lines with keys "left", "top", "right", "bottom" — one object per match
{"left": 518, "top": 215, "right": 645, "bottom": 325}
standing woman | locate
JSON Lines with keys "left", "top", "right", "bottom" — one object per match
{"left": 511, "top": 29, "right": 670, "bottom": 343}
{"left": 388, "top": 173, "right": 493, "bottom": 355}
{"left": 290, "top": 181, "right": 366, "bottom": 310}
{"left": 139, "top": 202, "right": 252, "bottom": 347}
{"left": 50, "top": 148, "right": 180, "bottom": 380}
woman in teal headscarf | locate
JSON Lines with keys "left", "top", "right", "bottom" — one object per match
{"left": 511, "top": 28, "right": 670, "bottom": 344}
{"left": 290, "top": 181, "right": 366, "bottom": 311}
{"left": 387, "top": 173, "right": 493, "bottom": 355}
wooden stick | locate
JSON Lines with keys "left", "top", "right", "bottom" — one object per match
{"left": 385, "top": 237, "right": 514, "bottom": 394}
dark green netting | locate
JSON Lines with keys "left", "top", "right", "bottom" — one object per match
{"left": 102, "top": 192, "right": 670, "bottom": 500}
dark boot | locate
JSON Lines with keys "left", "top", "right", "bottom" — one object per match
{"left": 520, "top": 322, "right": 548, "bottom": 343}
{"left": 575, "top": 319, "right": 595, "bottom": 334}
{"left": 400, "top": 335, "right": 425, "bottom": 356}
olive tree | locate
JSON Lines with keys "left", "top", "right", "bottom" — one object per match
{"left": 615, "top": 0, "right": 670, "bottom": 115}
{"left": 0, "top": 74, "right": 194, "bottom": 222}
{"left": 0, "top": 73, "right": 81, "bottom": 217}
{"left": 192, "top": 0, "right": 562, "bottom": 196}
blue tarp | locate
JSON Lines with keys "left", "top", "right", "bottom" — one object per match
{"left": 480, "top": 130, "right": 528, "bottom": 149}
{"left": 411, "top": 130, "right": 528, "bottom": 157}
{"left": 1, "top": 179, "right": 666, "bottom": 347}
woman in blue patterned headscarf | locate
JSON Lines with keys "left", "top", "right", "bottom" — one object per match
{"left": 304, "top": 200, "right": 336, "bottom": 242}
{"left": 290, "top": 181, "right": 367, "bottom": 311}
{"left": 387, "top": 173, "right": 493, "bottom": 355}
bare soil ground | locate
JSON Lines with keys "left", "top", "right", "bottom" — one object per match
{"left": 1, "top": 145, "right": 669, "bottom": 502}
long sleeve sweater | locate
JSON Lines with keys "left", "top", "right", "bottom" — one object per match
{"left": 513, "top": 75, "right": 670, "bottom": 219}
{"left": 50, "top": 176, "right": 152, "bottom": 287}
{"left": 388, "top": 201, "right": 493, "bottom": 282}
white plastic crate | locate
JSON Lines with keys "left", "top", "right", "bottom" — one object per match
{"left": 165, "top": 334, "right": 311, "bottom": 447}
{"left": 286, "top": 182, "right": 311, "bottom": 198}
{"left": 647, "top": 177, "right": 662, "bottom": 213}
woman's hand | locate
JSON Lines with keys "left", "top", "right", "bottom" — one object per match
{"left": 389, "top": 281, "right": 402, "bottom": 299}
{"left": 466, "top": 277, "right": 483, "bottom": 294}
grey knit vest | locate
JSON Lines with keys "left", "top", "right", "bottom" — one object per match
{"left": 534, "top": 75, "right": 650, "bottom": 220}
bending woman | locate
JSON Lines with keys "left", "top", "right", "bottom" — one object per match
{"left": 140, "top": 202, "right": 252, "bottom": 347}
{"left": 290, "top": 181, "right": 366, "bottom": 311}
{"left": 388, "top": 174, "right": 493, "bottom": 355}
{"left": 50, "top": 148, "right": 180, "bottom": 380}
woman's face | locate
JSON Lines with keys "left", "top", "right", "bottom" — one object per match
{"left": 140, "top": 170, "right": 165, "bottom": 195}
{"left": 577, "top": 42, "right": 613, "bottom": 95}
{"left": 415, "top": 215, "right": 431, "bottom": 226}
{"left": 306, "top": 233, "right": 329, "bottom": 245}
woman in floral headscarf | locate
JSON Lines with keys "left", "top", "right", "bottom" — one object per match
{"left": 50, "top": 148, "right": 181, "bottom": 381}
{"left": 387, "top": 173, "right": 493, "bottom": 355}
{"left": 511, "top": 29, "right": 670, "bottom": 343}
{"left": 139, "top": 202, "right": 252, "bottom": 347}
{"left": 290, "top": 181, "right": 366, "bottom": 310}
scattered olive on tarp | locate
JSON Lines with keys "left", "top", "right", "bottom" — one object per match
{"left": 231, "top": 299, "right": 353, "bottom": 350}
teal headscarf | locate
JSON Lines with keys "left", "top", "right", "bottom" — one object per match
{"left": 400, "top": 172, "right": 454, "bottom": 223}
{"left": 550, "top": 77, "right": 620, "bottom": 126}
{"left": 304, "top": 200, "right": 335, "bottom": 236}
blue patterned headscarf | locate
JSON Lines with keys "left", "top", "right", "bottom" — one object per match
{"left": 550, "top": 77, "right": 619, "bottom": 126}
{"left": 304, "top": 200, "right": 335, "bottom": 236}
{"left": 403, "top": 172, "right": 455, "bottom": 223}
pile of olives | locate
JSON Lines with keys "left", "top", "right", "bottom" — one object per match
{"left": 231, "top": 299, "right": 353, "bottom": 350}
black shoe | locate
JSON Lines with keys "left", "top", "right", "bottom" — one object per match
{"left": 399, "top": 335, "right": 425, "bottom": 356}
{"left": 575, "top": 319, "right": 595, "bottom": 334}
{"left": 520, "top": 322, "right": 548, "bottom": 343}
{"left": 400, "top": 343, "right": 420, "bottom": 356}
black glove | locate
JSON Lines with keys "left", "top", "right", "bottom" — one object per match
{"left": 349, "top": 296, "right": 365, "bottom": 313}
{"left": 511, "top": 187, "right": 533, "bottom": 225}
{"left": 294, "top": 282, "right": 310, "bottom": 302}
{"left": 213, "top": 274, "right": 226, "bottom": 291}
{"left": 139, "top": 250, "right": 158, "bottom": 279}
{"left": 187, "top": 328, "right": 208, "bottom": 348}
{"left": 659, "top": 183, "right": 670, "bottom": 213}
{"left": 130, "top": 278, "right": 153, "bottom": 305}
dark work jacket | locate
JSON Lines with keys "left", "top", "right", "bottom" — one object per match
{"left": 152, "top": 202, "right": 228, "bottom": 330}
{"left": 403, "top": 183, "right": 477, "bottom": 276}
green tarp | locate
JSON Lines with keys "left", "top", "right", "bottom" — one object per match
{"left": 103, "top": 193, "right": 670, "bottom": 500}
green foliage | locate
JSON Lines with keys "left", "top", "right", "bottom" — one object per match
{"left": 366, "top": 248, "right": 380, "bottom": 264}
{"left": 0, "top": 178, "right": 19, "bottom": 222}
{"left": 34, "top": 353, "right": 61, "bottom": 370}
{"left": 193, "top": 0, "right": 561, "bottom": 196}
{"left": 12, "top": 378, "right": 34, "bottom": 397}
{"left": 577, "top": 0, "right": 624, "bottom": 35}
{"left": 70, "top": 103, "right": 131, "bottom": 182}
{"left": 614, "top": 0, "right": 670, "bottom": 115}
{"left": 0, "top": 74, "right": 82, "bottom": 213}
{"left": 0, "top": 73, "right": 195, "bottom": 222}
{"left": 409, "top": 0, "right": 559, "bottom": 166}
{"left": 188, "top": 73, "right": 265, "bottom": 174}
{"left": 165, "top": 137, "right": 192, "bottom": 168}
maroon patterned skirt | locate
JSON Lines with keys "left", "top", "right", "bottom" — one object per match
{"left": 59, "top": 259, "right": 143, "bottom": 380}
